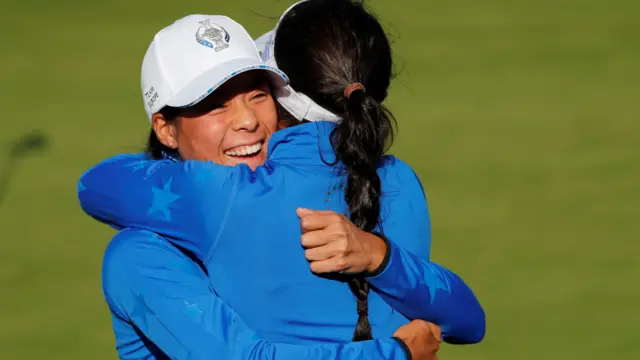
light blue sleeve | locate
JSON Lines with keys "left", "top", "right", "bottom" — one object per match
{"left": 78, "top": 153, "right": 241, "bottom": 262}
{"left": 103, "top": 229, "right": 411, "bottom": 360}
{"left": 369, "top": 157, "right": 486, "bottom": 344}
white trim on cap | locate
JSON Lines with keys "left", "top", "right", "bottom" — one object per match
{"left": 257, "top": 1, "right": 341, "bottom": 123}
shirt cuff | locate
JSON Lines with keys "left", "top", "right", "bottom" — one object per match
{"left": 391, "top": 337, "right": 413, "bottom": 360}
{"left": 362, "top": 232, "right": 392, "bottom": 278}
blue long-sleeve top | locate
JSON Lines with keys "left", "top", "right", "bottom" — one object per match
{"left": 80, "top": 121, "right": 485, "bottom": 353}
{"left": 104, "top": 228, "right": 411, "bottom": 359}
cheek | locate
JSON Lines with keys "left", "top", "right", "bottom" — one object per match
{"left": 257, "top": 99, "right": 279, "bottom": 133}
{"left": 178, "top": 117, "right": 227, "bottom": 158}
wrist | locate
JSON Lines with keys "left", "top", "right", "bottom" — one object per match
{"left": 391, "top": 337, "right": 413, "bottom": 360}
{"left": 364, "top": 232, "right": 390, "bottom": 275}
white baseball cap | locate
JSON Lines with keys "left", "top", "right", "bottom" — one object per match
{"left": 254, "top": 1, "right": 340, "bottom": 123}
{"left": 141, "top": 14, "right": 289, "bottom": 121}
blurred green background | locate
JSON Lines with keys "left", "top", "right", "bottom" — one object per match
{"left": 0, "top": 0, "right": 638, "bottom": 359}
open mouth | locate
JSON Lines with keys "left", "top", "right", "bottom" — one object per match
{"left": 224, "top": 141, "right": 263, "bottom": 158}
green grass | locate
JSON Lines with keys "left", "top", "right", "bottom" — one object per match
{"left": 0, "top": 0, "right": 638, "bottom": 359}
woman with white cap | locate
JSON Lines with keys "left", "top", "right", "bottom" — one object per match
{"left": 82, "top": 11, "right": 443, "bottom": 360}
{"left": 79, "top": 1, "right": 484, "bottom": 359}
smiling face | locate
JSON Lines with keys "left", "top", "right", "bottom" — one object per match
{"left": 151, "top": 70, "right": 279, "bottom": 170}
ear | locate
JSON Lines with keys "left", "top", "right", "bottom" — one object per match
{"left": 278, "top": 118, "right": 302, "bottom": 130}
{"left": 151, "top": 113, "right": 178, "bottom": 149}
{"left": 277, "top": 120, "right": 289, "bottom": 130}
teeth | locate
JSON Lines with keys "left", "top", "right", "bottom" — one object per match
{"left": 225, "top": 142, "right": 262, "bottom": 157}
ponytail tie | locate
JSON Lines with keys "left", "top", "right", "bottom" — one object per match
{"left": 344, "top": 83, "right": 366, "bottom": 99}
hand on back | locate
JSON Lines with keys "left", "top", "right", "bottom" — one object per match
{"left": 296, "top": 208, "right": 387, "bottom": 274}
{"left": 394, "top": 320, "right": 442, "bottom": 360}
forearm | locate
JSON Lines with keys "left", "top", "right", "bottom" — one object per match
{"left": 367, "top": 238, "right": 485, "bottom": 344}
{"left": 108, "top": 230, "right": 411, "bottom": 360}
{"left": 130, "top": 291, "right": 411, "bottom": 360}
{"left": 78, "top": 153, "right": 236, "bottom": 260}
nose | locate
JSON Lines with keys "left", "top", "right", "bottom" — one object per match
{"left": 230, "top": 101, "right": 259, "bottom": 132}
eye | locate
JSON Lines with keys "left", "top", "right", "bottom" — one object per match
{"left": 207, "top": 104, "right": 228, "bottom": 116}
{"left": 252, "top": 92, "right": 268, "bottom": 100}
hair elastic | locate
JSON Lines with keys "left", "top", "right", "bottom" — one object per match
{"left": 344, "top": 83, "right": 366, "bottom": 99}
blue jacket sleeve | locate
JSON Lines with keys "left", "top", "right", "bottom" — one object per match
{"left": 370, "top": 158, "right": 485, "bottom": 344}
{"left": 104, "top": 229, "right": 410, "bottom": 360}
{"left": 78, "top": 153, "right": 240, "bottom": 262}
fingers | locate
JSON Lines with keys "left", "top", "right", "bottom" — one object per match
{"left": 296, "top": 208, "right": 338, "bottom": 217}
{"left": 296, "top": 207, "right": 315, "bottom": 218}
{"left": 299, "top": 212, "right": 334, "bottom": 232}
{"left": 297, "top": 208, "right": 345, "bottom": 233}
{"left": 301, "top": 229, "right": 334, "bottom": 248}
{"left": 298, "top": 208, "right": 356, "bottom": 274}
{"left": 304, "top": 240, "right": 348, "bottom": 261}
{"left": 308, "top": 257, "right": 350, "bottom": 274}
{"left": 300, "top": 220, "right": 351, "bottom": 249}
{"left": 426, "top": 322, "right": 442, "bottom": 343}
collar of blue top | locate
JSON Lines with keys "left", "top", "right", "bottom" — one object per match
{"left": 161, "top": 121, "right": 339, "bottom": 166}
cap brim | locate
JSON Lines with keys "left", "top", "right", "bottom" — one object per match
{"left": 167, "top": 58, "right": 289, "bottom": 108}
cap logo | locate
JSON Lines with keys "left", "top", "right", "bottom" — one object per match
{"left": 196, "top": 19, "right": 231, "bottom": 52}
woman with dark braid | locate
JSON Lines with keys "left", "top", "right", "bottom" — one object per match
{"left": 79, "top": 1, "right": 484, "bottom": 359}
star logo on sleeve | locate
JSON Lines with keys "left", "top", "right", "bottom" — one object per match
{"left": 148, "top": 178, "right": 181, "bottom": 221}
{"left": 424, "top": 263, "right": 454, "bottom": 302}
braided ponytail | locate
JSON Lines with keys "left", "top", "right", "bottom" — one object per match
{"left": 334, "top": 86, "right": 394, "bottom": 340}
{"left": 274, "top": 0, "right": 395, "bottom": 341}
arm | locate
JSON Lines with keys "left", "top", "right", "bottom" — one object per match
{"left": 367, "top": 237, "right": 485, "bottom": 344}
{"left": 104, "top": 228, "right": 410, "bottom": 360}
{"left": 78, "top": 153, "right": 239, "bottom": 261}
{"left": 368, "top": 158, "right": 485, "bottom": 344}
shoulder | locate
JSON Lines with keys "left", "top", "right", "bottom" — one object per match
{"left": 378, "top": 155, "right": 419, "bottom": 179}
{"left": 181, "top": 160, "right": 252, "bottom": 189}
{"left": 378, "top": 155, "right": 427, "bottom": 200}
{"left": 102, "top": 229, "right": 205, "bottom": 315}
{"left": 102, "top": 229, "right": 198, "bottom": 294}
{"left": 377, "top": 156, "right": 432, "bottom": 257}
{"left": 103, "top": 230, "right": 160, "bottom": 293}
{"left": 182, "top": 160, "right": 246, "bottom": 176}
{"left": 101, "top": 229, "right": 159, "bottom": 318}
{"left": 103, "top": 229, "right": 176, "bottom": 265}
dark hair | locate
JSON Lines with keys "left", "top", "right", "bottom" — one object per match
{"left": 274, "top": 0, "right": 395, "bottom": 341}
{"left": 146, "top": 106, "right": 181, "bottom": 160}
